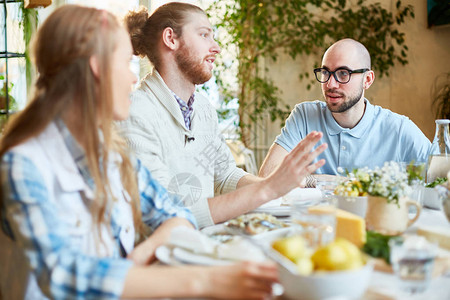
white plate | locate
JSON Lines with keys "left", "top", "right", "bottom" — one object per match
{"left": 250, "top": 197, "right": 290, "bottom": 216}
{"left": 252, "top": 205, "right": 291, "bottom": 217}
{"left": 200, "top": 223, "right": 228, "bottom": 235}
{"left": 172, "top": 247, "right": 233, "bottom": 266}
{"left": 252, "top": 189, "right": 322, "bottom": 216}
{"left": 202, "top": 223, "right": 298, "bottom": 244}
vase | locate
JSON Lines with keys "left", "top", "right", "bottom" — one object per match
{"left": 365, "top": 196, "right": 421, "bottom": 236}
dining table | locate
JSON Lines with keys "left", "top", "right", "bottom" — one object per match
{"left": 360, "top": 206, "right": 450, "bottom": 300}
{"left": 154, "top": 192, "right": 450, "bottom": 300}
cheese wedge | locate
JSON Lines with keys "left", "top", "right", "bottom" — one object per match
{"left": 308, "top": 206, "right": 366, "bottom": 248}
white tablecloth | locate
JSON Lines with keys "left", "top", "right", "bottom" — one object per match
{"left": 362, "top": 208, "right": 450, "bottom": 300}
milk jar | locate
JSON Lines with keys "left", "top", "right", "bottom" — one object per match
{"left": 426, "top": 119, "right": 450, "bottom": 184}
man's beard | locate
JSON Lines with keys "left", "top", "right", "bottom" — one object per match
{"left": 325, "top": 87, "right": 363, "bottom": 113}
{"left": 175, "top": 41, "right": 212, "bottom": 85}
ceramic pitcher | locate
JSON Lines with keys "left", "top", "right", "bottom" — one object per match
{"left": 365, "top": 196, "right": 421, "bottom": 235}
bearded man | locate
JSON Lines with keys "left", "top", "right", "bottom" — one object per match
{"left": 259, "top": 38, "right": 430, "bottom": 182}
{"left": 119, "top": 3, "right": 327, "bottom": 228}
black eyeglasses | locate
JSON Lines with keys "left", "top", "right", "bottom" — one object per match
{"left": 314, "top": 67, "right": 369, "bottom": 84}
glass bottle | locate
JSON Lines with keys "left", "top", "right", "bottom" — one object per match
{"left": 426, "top": 119, "right": 450, "bottom": 184}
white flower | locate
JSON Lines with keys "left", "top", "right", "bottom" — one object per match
{"left": 335, "top": 162, "right": 410, "bottom": 203}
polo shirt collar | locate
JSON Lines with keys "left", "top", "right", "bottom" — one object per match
{"left": 326, "top": 98, "right": 374, "bottom": 138}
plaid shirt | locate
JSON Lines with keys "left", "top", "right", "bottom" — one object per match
{"left": 172, "top": 91, "right": 195, "bottom": 129}
{"left": 1, "top": 121, "right": 197, "bottom": 299}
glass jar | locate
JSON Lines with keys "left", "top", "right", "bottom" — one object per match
{"left": 426, "top": 119, "right": 450, "bottom": 184}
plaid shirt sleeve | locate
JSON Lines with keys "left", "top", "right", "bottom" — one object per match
{"left": 135, "top": 158, "right": 198, "bottom": 229}
{"left": 1, "top": 152, "right": 133, "bottom": 300}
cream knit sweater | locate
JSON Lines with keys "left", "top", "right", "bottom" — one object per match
{"left": 119, "top": 71, "right": 247, "bottom": 227}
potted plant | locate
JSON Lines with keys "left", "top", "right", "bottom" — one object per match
{"left": 0, "top": 75, "right": 18, "bottom": 131}
{"left": 336, "top": 162, "right": 421, "bottom": 235}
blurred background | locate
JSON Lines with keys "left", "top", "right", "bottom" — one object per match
{"left": 1, "top": 0, "right": 449, "bottom": 170}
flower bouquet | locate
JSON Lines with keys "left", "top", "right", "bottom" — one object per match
{"left": 336, "top": 162, "right": 412, "bottom": 204}
{"left": 336, "top": 162, "right": 420, "bottom": 235}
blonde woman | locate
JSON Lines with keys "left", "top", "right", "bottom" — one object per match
{"left": 0, "top": 5, "right": 285, "bottom": 299}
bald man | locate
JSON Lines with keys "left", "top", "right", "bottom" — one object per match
{"left": 260, "top": 39, "right": 431, "bottom": 183}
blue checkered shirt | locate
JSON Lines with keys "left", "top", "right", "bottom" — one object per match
{"left": 172, "top": 91, "right": 195, "bottom": 129}
{"left": 1, "top": 121, "right": 197, "bottom": 299}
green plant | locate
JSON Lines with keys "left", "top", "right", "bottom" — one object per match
{"left": 0, "top": 3, "right": 37, "bottom": 127}
{"left": 19, "top": 3, "right": 38, "bottom": 90}
{"left": 0, "top": 74, "right": 18, "bottom": 129}
{"left": 431, "top": 72, "right": 450, "bottom": 120}
{"left": 362, "top": 231, "right": 402, "bottom": 264}
{"left": 426, "top": 177, "right": 448, "bottom": 188}
{"left": 207, "top": 0, "right": 414, "bottom": 146}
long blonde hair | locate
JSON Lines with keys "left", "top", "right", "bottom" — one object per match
{"left": 0, "top": 5, "right": 143, "bottom": 237}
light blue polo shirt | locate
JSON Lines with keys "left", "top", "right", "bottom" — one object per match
{"left": 275, "top": 99, "right": 431, "bottom": 175}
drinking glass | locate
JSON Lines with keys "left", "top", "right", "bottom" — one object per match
{"left": 389, "top": 236, "right": 437, "bottom": 294}
{"left": 316, "top": 178, "right": 339, "bottom": 204}
{"left": 401, "top": 162, "right": 426, "bottom": 212}
{"left": 290, "top": 199, "right": 336, "bottom": 248}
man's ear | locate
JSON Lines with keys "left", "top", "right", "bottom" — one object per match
{"left": 364, "top": 70, "right": 375, "bottom": 90}
{"left": 89, "top": 55, "right": 100, "bottom": 78}
{"left": 161, "top": 27, "right": 179, "bottom": 50}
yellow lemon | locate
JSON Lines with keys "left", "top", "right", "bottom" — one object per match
{"left": 311, "top": 238, "right": 364, "bottom": 271}
{"left": 296, "top": 257, "right": 314, "bottom": 275}
{"left": 311, "top": 242, "right": 348, "bottom": 270}
{"left": 272, "top": 235, "right": 307, "bottom": 262}
{"left": 334, "top": 238, "right": 364, "bottom": 270}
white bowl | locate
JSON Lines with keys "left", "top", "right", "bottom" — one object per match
{"left": 275, "top": 252, "right": 373, "bottom": 300}
{"left": 336, "top": 195, "right": 368, "bottom": 218}
{"left": 422, "top": 187, "right": 441, "bottom": 209}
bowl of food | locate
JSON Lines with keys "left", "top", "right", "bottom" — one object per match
{"left": 435, "top": 176, "right": 450, "bottom": 222}
{"left": 270, "top": 236, "right": 373, "bottom": 300}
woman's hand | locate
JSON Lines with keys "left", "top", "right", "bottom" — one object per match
{"left": 127, "top": 239, "right": 157, "bottom": 265}
{"left": 204, "top": 261, "right": 279, "bottom": 300}
{"left": 127, "top": 217, "right": 194, "bottom": 265}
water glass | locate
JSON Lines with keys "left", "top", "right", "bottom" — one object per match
{"left": 316, "top": 179, "right": 339, "bottom": 203}
{"left": 389, "top": 236, "right": 437, "bottom": 294}
{"left": 400, "top": 162, "right": 426, "bottom": 212}
{"left": 290, "top": 199, "right": 336, "bottom": 248}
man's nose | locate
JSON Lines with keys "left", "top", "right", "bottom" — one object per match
{"left": 326, "top": 74, "right": 339, "bottom": 88}
{"left": 211, "top": 40, "right": 221, "bottom": 54}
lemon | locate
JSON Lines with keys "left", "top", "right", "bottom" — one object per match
{"left": 311, "top": 242, "right": 348, "bottom": 270}
{"left": 334, "top": 238, "right": 364, "bottom": 270}
{"left": 296, "top": 257, "right": 314, "bottom": 275}
{"left": 272, "top": 235, "right": 307, "bottom": 262}
{"left": 311, "top": 238, "right": 364, "bottom": 271}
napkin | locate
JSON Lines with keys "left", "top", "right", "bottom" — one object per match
{"left": 282, "top": 187, "right": 322, "bottom": 205}
{"left": 167, "top": 227, "right": 266, "bottom": 263}
{"left": 168, "top": 226, "right": 219, "bottom": 254}
{"left": 217, "top": 237, "right": 266, "bottom": 262}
